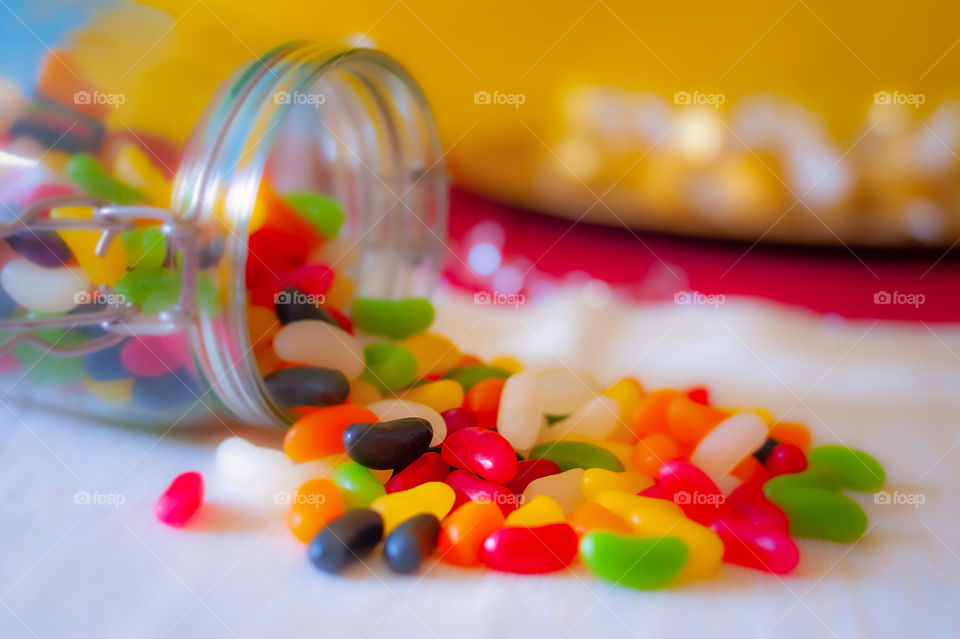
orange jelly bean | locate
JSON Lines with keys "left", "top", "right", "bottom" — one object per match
{"left": 666, "top": 396, "right": 728, "bottom": 447}
{"left": 287, "top": 478, "right": 345, "bottom": 543}
{"left": 437, "top": 500, "right": 505, "bottom": 566}
{"left": 567, "top": 501, "right": 633, "bottom": 537}
{"left": 731, "top": 455, "right": 763, "bottom": 482}
{"left": 284, "top": 404, "right": 378, "bottom": 462}
{"left": 768, "top": 421, "right": 812, "bottom": 450}
{"left": 627, "top": 389, "right": 680, "bottom": 439}
{"left": 631, "top": 432, "right": 680, "bottom": 476}
{"left": 463, "top": 377, "right": 506, "bottom": 429}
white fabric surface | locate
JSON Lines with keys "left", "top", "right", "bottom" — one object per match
{"left": 1, "top": 289, "right": 958, "bottom": 639}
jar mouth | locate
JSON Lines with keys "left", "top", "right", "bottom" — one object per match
{"left": 173, "top": 43, "right": 448, "bottom": 427}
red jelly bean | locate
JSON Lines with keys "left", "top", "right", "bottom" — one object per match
{"left": 155, "top": 471, "right": 203, "bottom": 527}
{"left": 503, "top": 459, "right": 561, "bottom": 495}
{"left": 638, "top": 482, "right": 669, "bottom": 500}
{"left": 246, "top": 228, "right": 308, "bottom": 285}
{"left": 727, "top": 479, "right": 789, "bottom": 532}
{"left": 385, "top": 452, "right": 451, "bottom": 493}
{"left": 440, "top": 407, "right": 477, "bottom": 437}
{"left": 765, "top": 443, "right": 808, "bottom": 477}
{"left": 445, "top": 470, "right": 519, "bottom": 514}
{"left": 708, "top": 517, "right": 800, "bottom": 575}
{"left": 686, "top": 386, "right": 710, "bottom": 405}
{"left": 441, "top": 427, "right": 518, "bottom": 484}
{"left": 328, "top": 308, "right": 353, "bottom": 334}
{"left": 658, "top": 460, "right": 729, "bottom": 524}
{"left": 482, "top": 523, "right": 579, "bottom": 574}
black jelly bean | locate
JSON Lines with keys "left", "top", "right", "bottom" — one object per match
{"left": 308, "top": 509, "right": 384, "bottom": 574}
{"left": 82, "top": 340, "right": 129, "bottom": 382}
{"left": 263, "top": 366, "right": 349, "bottom": 408}
{"left": 753, "top": 437, "right": 780, "bottom": 464}
{"left": 383, "top": 513, "right": 441, "bottom": 574}
{"left": 0, "top": 286, "right": 16, "bottom": 319}
{"left": 10, "top": 104, "right": 105, "bottom": 153}
{"left": 132, "top": 372, "right": 198, "bottom": 409}
{"left": 343, "top": 418, "right": 433, "bottom": 471}
{"left": 5, "top": 231, "right": 73, "bottom": 267}
{"left": 274, "top": 286, "right": 339, "bottom": 326}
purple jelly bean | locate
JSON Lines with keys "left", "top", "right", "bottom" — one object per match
{"left": 5, "top": 231, "right": 72, "bottom": 267}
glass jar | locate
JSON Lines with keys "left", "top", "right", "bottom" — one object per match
{"left": 0, "top": 42, "right": 447, "bottom": 428}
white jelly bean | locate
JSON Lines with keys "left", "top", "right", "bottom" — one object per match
{"left": 0, "top": 258, "right": 90, "bottom": 313}
{"left": 366, "top": 399, "right": 446, "bottom": 447}
{"left": 497, "top": 370, "right": 543, "bottom": 450}
{"left": 690, "top": 412, "right": 769, "bottom": 484}
{"left": 215, "top": 436, "right": 331, "bottom": 509}
{"left": 272, "top": 319, "right": 364, "bottom": 379}
{"left": 539, "top": 369, "right": 598, "bottom": 416}
{"left": 541, "top": 395, "right": 620, "bottom": 442}
{"left": 522, "top": 468, "right": 585, "bottom": 514}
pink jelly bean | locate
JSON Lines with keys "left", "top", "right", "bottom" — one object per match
{"left": 727, "top": 479, "right": 789, "bottom": 532}
{"left": 385, "top": 452, "right": 450, "bottom": 493}
{"left": 503, "top": 458, "right": 561, "bottom": 495}
{"left": 445, "top": 469, "right": 519, "bottom": 514}
{"left": 121, "top": 337, "right": 172, "bottom": 377}
{"left": 441, "top": 426, "right": 518, "bottom": 484}
{"left": 0, "top": 354, "right": 19, "bottom": 373}
{"left": 765, "top": 444, "right": 808, "bottom": 477}
{"left": 638, "top": 482, "right": 669, "bottom": 500}
{"left": 658, "top": 459, "right": 730, "bottom": 524}
{"left": 709, "top": 517, "right": 800, "bottom": 574}
{"left": 155, "top": 471, "right": 203, "bottom": 527}
{"left": 440, "top": 407, "right": 478, "bottom": 437}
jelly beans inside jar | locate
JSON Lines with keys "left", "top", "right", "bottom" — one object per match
{"left": 0, "top": 43, "right": 446, "bottom": 427}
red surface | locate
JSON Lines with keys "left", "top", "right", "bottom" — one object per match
{"left": 442, "top": 188, "right": 960, "bottom": 322}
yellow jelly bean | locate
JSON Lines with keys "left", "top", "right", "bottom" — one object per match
{"left": 489, "top": 355, "right": 523, "bottom": 374}
{"left": 349, "top": 379, "right": 382, "bottom": 406}
{"left": 580, "top": 468, "right": 653, "bottom": 501}
{"left": 41, "top": 150, "right": 72, "bottom": 174}
{"left": 592, "top": 491, "right": 685, "bottom": 525}
{"left": 504, "top": 495, "right": 566, "bottom": 527}
{"left": 400, "top": 332, "right": 461, "bottom": 377}
{"left": 112, "top": 143, "right": 171, "bottom": 206}
{"left": 558, "top": 434, "right": 633, "bottom": 469}
{"left": 401, "top": 379, "right": 463, "bottom": 413}
{"left": 51, "top": 206, "right": 128, "bottom": 286}
{"left": 603, "top": 377, "right": 645, "bottom": 442}
{"left": 370, "top": 481, "right": 455, "bottom": 534}
{"left": 323, "top": 275, "right": 354, "bottom": 310}
{"left": 84, "top": 377, "right": 133, "bottom": 403}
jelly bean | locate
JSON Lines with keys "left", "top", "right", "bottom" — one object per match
{"left": 442, "top": 364, "right": 510, "bottom": 391}
{"left": 638, "top": 483, "right": 669, "bottom": 500}
{"left": 545, "top": 396, "right": 620, "bottom": 441}
{"left": 82, "top": 340, "right": 129, "bottom": 382}
{"left": 566, "top": 501, "right": 633, "bottom": 537}
{"left": 580, "top": 532, "right": 689, "bottom": 589}
{"left": 731, "top": 455, "right": 765, "bottom": 483}
{"left": 343, "top": 418, "right": 433, "bottom": 470}
{"left": 287, "top": 478, "right": 345, "bottom": 542}
{"left": 245, "top": 228, "right": 308, "bottom": 285}
{"left": 272, "top": 320, "right": 364, "bottom": 379}
{"left": 528, "top": 441, "right": 623, "bottom": 472}
{"left": 593, "top": 491, "right": 685, "bottom": 526}
{"left": 631, "top": 433, "right": 680, "bottom": 476}
{"left": 482, "top": 523, "right": 578, "bottom": 574}
{"left": 445, "top": 470, "right": 520, "bottom": 514}
{"left": 348, "top": 379, "right": 382, "bottom": 406}
{"left": 402, "top": 380, "right": 463, "bottom": 414}
{"left": 763, "top": 467, "right": 841, "bottom": 498}
{"left": 383, "top": 513, "right": 441, "bottom": 574}
{"left": 112, "top": 267, "right": 178, "bottom": 313}
{"left": 440, "top": 407, "right": 477, "bottom": 437}
{"left": 752, "top": 437, "right": 779, "bottom": 464}
{"left": 462, "top": 377, "right": 506, "bottom": 430}
{"left": 602, "top": 377, "right": 645, "bottom": 442}
{"left": 766, "top": 487, "right": 868, "bottom": 542}
{"left": 155, "top": 471, "right": 203, "bottom": 527}
{"left": 215, "top": 437, "right": 331, "bottom": 508}
{"left": 708, "top": 517, "right": 799, "bottom": 574}
{"left": 399, "top": 332, "right": 460, "bottom": 377}
{"left": 504, "top": 494, "right": 566, "bottom": 527}
{"left": 360, "top": 342, "right": 418, "bottom": 392}
{"left": 5, "top": 230, "right": 71, "bottom": 267}
{"left": 627, "top": 389, "right": 681, "bottom": 439}
{"left": 559, "top": 435, "right": 634, "bottom": 469}
{"left": 437, "top": 500, "right": 505, "bottom": 566}
{"left": 489, "top": 356, "right": 522, "bottom": 373}
{"left": 274, "top": 286, "right": 339, "bottom": 326}
{"left": 1, "top": 259, "right": 89, "bottom": 313}
{"left": 308, "top": 509, "right": 384, "bottom": 574}
{"left": 667, "top": 395, "right": 728, "bottom": 446}
{"left": 65, "top": 153, "right": 142, "bottom": 204}
{"left": 765, "top": 443, "right": 808, "bottom": 477}
{"left": 385, "top": 452, "right": 450, "bottom": 493}
{"left": 112, "top": 143, "right": 171, "bottom": 206}
{"left": 496, "top": 371, "right": 544, "bottom": 450}
{"left": 284, "top": 404, "right": 378, "bottom": 461}
{"left": 690, "top": 412, "right": 768, "bottom": 484}
{"left": 50, "top": 206, "right": 127, "bottom": 285}
{"left": 503, "top": 459, "right": 561, "bottom": 495}
{"left": 132, "top": 373, "right": 197, "bottom": 408}
{"left": 322, "top": 274, "right": 354, "bottom": 310}
{"left": 263, "top": 366, "right": 350, "bottom": 408}
{"left": 370, "top": 481, "right": 455, "bottom": 534}
{"left": 806, "top": 445, "right": 885, "bottom": 492}
{"left": 84, "top": 377, "right": 134, "bottom": 403}
{"left": 580, "top": 468, "right": 653, "bottom": 501}
{"left": 15, "top": 340, "right": 85, "bottom": 386}
{"left": 120, "top": 336, "right": 173, "bottom": 378}
{"left": 686, "top": 386, "right": 710, "bottom": 404}
{"left": 727, "top": 479, "right": 789, "bottom": 532}
{"left": 522, "top": 468, "right": 585, "bottom": 514}
{"left": 272, "top": 263, "right": 334, "bottom": 304}
{"left": 350, "top": 298, "right": 434, "bottom": 340}
{"left": 768, "top": 421, "right": 812, "bottom": 450}
{"left": 539, "top": 369, "right": 598, "bottom": 416}
{"left": 282, "top": 192, "right": 344, "bottom": 239}
{"left": 657, "top": 460, "right": 728, "bottom": 525}
{"left": 441, "top": 427, "right": 518, "bottom": 484}
{"left": 366, "top": 399, "right": 446, "bottom": 447}
{"left": 251, "top": 183, "right": 322, "bottom": 242}
{"left": 332, "top": 463, "right": 386, "bottom": 509}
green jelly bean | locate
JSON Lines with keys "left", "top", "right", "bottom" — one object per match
{"left": 350, "top": 298, "right": 434, "bottom": 340}
{"left": 766, "top": 487, "right": 868, "bottom": 542}
{"left": 113, "top": 267, "right": 179, "bottom": 313}
{"left": 65, "top": 153, "right": 142, "bottom": 204}
{"left": 580, "top": 532, "right": 689, "bottom": 590}
{"left": 333, "top": 462, "right": 386, "bottom": 509}
{"left": 360, "top": 342, "right": 418, "bottom": 392}
{"left": 442, "top": 365, "right": 511, "bottom": 391}
{"left": 807, "top": 445, "right": 885, "bottom": 492}
{"left": 14, "top": 331, "right": 86, "bottom": 385}
{"left": 763, "top": 467, "right": 841, "bottom": 500}
{"left": 196, "top": 271, "right": 221, "bottom": 314}
{"left": 283, "top": 192, "right": 344, "bottom": 239}
{"left": 529, "top": 441, "right": 624, "bottom": 472}
{"left": 121, "top": 226, "right": 167, "bottom": 269}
